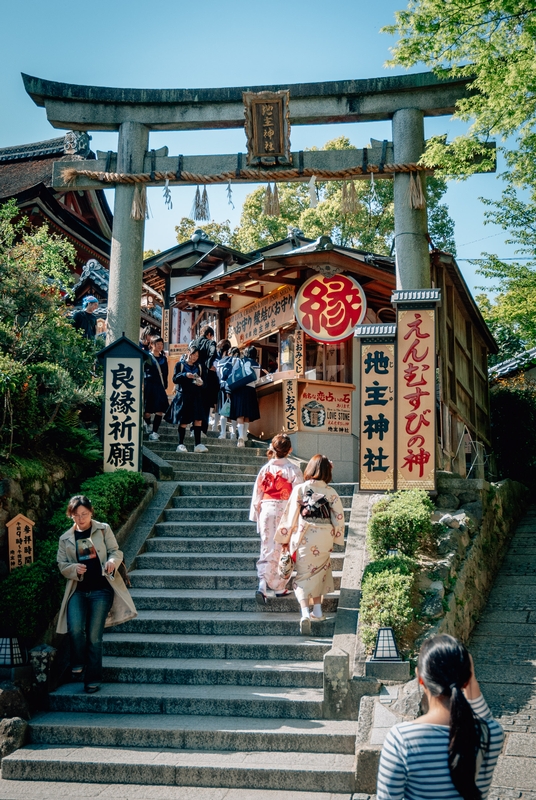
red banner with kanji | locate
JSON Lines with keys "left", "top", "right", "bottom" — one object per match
{"left": 396, "top": 308, "right": 436, "bottom": 490}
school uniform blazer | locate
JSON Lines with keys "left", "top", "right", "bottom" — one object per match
{"left": 56, "top": 520, "right": 137, "bottom": 634}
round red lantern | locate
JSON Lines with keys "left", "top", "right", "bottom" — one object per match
{"left": 294, "top": 272, "right": 367, "bottom": 343}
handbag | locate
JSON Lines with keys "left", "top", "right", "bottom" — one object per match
{"left": 220, "top": 397, "right": 231, "bottom": 417}
{"left": 227, "top": 358, "right": 257, "bottom": 390}
{"left": 278, "top": 550, "right": 293, "bottom": 580}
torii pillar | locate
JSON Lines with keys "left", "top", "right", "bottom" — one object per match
{"left": 392, "top": 108, "right": 430, "bottom": 291}
{"left": 107, "top": 122, "right": 149, "bottom": 344}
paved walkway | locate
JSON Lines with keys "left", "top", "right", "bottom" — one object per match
{"left": 471, "top": 504, "right": 536, "bottom": 800}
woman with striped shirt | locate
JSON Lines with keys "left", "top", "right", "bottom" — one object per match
{"left": 377, "top": 634, "right": 503, "bottom": 800}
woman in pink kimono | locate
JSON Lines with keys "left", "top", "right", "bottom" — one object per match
{"left": 249, "top": 434, "right": 303, "bottom": 605}
{"left": 275, "top": 454, "right": 345, "bottom": 635}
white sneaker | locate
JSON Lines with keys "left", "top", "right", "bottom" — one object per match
{"left": 237, "top": 438, "right": 245, "bottom": 448}
{"left": 218, "top": 433, "right": 227, "bottom": 439}
{"left": 194, "top": 444, "right": 208, "bottom": 453}
{"left": 149, "top": 432, "right": 159, "bottom": 441}
{"left": 143, "top": 422, "right": 151, "bottom": 435}
{"left": 176, "top": 444, "right": 187, "bottom": 453}
{"left": 229, "top": 432, "right": 236, "bottom": 440}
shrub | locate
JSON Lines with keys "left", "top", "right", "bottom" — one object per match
{"left": 367, "top": 489, "right": 434, "bottom": 558}
{"left": 359, "top": 570, "right": 414, "bottom": 652}
{"left": 362, "top": 554, "right": 417, "bottom": 585}
{"left": 0, "top": 470, "right": 148, "bottom": 641}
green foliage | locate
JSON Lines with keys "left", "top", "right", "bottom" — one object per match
{"left": 359, "top": 570, "right": 415, "bottom": 652}
{"left": 0, "top": 200, "right": 103, "bottom": 464}
{"left": 490, "top": 378, "right": 536, "bottom": 488}
{"left": 367, "top": 489, "right": 434, "bottom": 558}
{"left": 362, "top": 554, "right": 417, "bottom": 585}
{"left": 78, "top": 470, "right": 147, "bottom": 530}
{"left": 174, "top": 138, "right": 456, "bottom": 255}
{"left": 0, "top": 470, "right": 148, "bottom": 640}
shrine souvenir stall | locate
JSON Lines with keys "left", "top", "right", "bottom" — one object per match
{"left": 165, "top": 233, "right": 396, "bottom": 481}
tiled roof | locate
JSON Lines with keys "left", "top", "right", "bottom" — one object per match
{"left": 489, "top": 346, "right": 536, "bottom": 379}
{"left": 0, "top": 158, "right": 55, "bottom": 199}
{"left": 0, "top": 137, "right": 66, "bottom": 163}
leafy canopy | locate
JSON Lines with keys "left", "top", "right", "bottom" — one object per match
{"left": 176, "top": 137, "right": 456, "bottom": 255}
{"left": 0, "top": 200, "right": 102, "bottom": 462}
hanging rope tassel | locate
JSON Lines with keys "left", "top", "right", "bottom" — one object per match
{"left": 409, "top": 171, "right": 426, "bottom": 210}
{"left": 347, "top": 180, "right": 359, "bottom": 214}
{"left": 227, "top": 180, "right": 235, "bottom": 209}
{"left": 341, "top": 181, "right": 349, "bottom": 215}
{"left": 163, "top": 178, "right": 172, "bottom": 209}
{"left": 308, "top": 175, "right": 318, "bottom": 208}
{"left": 200, "top": 185, "right": 210, "bottom": 220}
{"left": 271, "top": 182, "right": 280, "bottom": 216}
{"left": 131, "top": 184, "right": 147, "bottom": 220}
{"left": 264, "top": 183, "right": 273, "bottom": 215}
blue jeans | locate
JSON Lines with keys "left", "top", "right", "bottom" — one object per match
{"left": 67, "top": 588, "right": 114, "bottom": 686}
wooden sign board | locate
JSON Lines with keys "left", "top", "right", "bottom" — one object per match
{"left": 226, "top": 285, "right": 295, "bottom": 346}
{"left": 103, "top": 356, "right": 143, "bottom": 472}
{"left": 282, "top": 378, "right": 298, "bottom": 433}
{"left": 243, "top": 90, "right": 291, "bottom": 165}
{"left": 7, "top": 513, "right": 35, "bottom": 571}
{"left": 298, "top": 382, "right": 352, "bottom": 435}
{"left": 360, "top": 343, "right": 396, "bottom": 490}
{"left": 396, "top": 308, "right": 436, "bottom": 489}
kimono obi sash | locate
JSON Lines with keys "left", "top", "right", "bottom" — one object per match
{"left": 261, "top": 470, "right": 293, "bottom": 501}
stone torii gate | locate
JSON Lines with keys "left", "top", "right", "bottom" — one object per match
{"left": 23, "top": 71, "right": 478, "bottom": 344}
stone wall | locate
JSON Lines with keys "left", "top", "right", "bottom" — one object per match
{"left": 0, "top": 463, "right": 79, "bottom": 579}
{"left": 422, "top": 473, "right": 528, "bottom": 643}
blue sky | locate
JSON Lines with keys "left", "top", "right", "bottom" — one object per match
{"left": 0, "top": 0, "right": 519, "bottom": 295}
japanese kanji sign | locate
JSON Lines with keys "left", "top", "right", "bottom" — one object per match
{"left": 162, "top": 308, "right": 170, "bottom": 345}
{"left": 396, "top": 308, "right": 436, "bottom": 489}
{"left": 282, "top": 378, "right": 298, "bottom": 433}
{"left": 294, "top": 329, "right": 305, "bottom": 376}
{"left": 103, "top": 356, "right": 142, "bottom": 473}
{"left": 226, "top": 285, "right": 295, "bottom": 346}
{"left": 243, "top": 90, "right": 291, "bottom": 165}
{"left": 295, "top": 273, "right": 367, "bottom": 343}
{"left": 360, "top": 344, "right": 395, "bottom": 490}
{"left": 298, "top": 382, "right": 352, "bottom": 435}
{"left": 7, "top": 513, "right": 34, "bottom": 571}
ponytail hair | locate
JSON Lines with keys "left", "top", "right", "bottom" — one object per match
{"left": 267, "top": 433, "right": 292, "bottom": 460}
{"left": 418, "top": 634, "right": 488, "bottom": 800}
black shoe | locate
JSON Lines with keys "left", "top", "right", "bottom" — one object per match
{"left": 84, "top": 684, "right": 100, "bottom": 694}
{"left": 255, "top": 589, "right": 267, "bottom": 606}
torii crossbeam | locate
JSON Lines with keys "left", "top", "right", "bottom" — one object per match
{"left": 22, "top": 70, "right": 485, "bottom": 343}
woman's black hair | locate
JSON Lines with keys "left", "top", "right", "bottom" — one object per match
{"left": 244, "top": 345, "right": 257, "bottom": 360}
{"left": 230, "top": 347, "right": 240, "bottom": 357}
{"left": 66, "top": 495, "right": 93, "bottom": 518}
{"left": 418, "top": 634, "right": 488, "bottom": 800}
{"left": 187, "top": 344, "right": 200, "bottom": 355}
{"left": 150, "top": 335, "right": 164, "bottom": 347}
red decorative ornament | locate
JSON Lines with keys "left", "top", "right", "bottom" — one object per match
{"left": 295, "top": 273, "right": 367, "bottom": 343}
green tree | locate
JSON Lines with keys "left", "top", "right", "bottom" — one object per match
{"left": 176, "top": 137, "right": 455, "bottom": 255}
{"left": 385, "top": 3, "right": 536, "bottom": 360}
{"left": 0, "top": 200, "right": 102, "bottom": 461}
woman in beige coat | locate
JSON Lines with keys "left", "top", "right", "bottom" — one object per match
{"left": 56, "top": 495, "right": 137, "bottom": 693}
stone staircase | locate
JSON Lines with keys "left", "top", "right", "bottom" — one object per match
{"left": 3, "top": 427, "right": 360, "bottom": 792}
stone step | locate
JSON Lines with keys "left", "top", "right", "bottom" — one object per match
{"left": 150, "top": 445, "right": 268, "bottom": 464}
{"left": 129, "top": 569, "right": 343, "bottom": 591}
{"left": 173, "top": 470, "right": 258, "bottom": 482}
{"left": 153, "top": 521, "right": 258, "bottom": 537}
{"left": 102, "top": 633, "right": 332, "bottom": 661}
{"left": 101, "top": 655, "right": 324, "bottom": 687}
{"left": 171, "top": 494, "right": 353, "bottom": 509}
{"left": 171, "top": 461, "right": 259, "bottom": 475}
{"left": 48, "top": 682, "right": 325, "bottom": 719}
{"left": 118, "top": 610, "right": 336, "bottom": 637}
{"left": 129, "top": 588, "right": 340, "bottom": 613}
{"left": 2, "top": 744, "right": 356, "bottom": 791}
{"left": 163, "top": 507, "right": 352, "bottom": 522}
{"left": 27, "top": 712, "right": 357, "bottom": 753}
{"left": 146, "top": 536, "right": 261, "bottom": 552}
{"left": 176, "top": 481, "right": 254, "bottom": 496}
{"left": 135, "top": 552, "right": 345, "bottom": 572}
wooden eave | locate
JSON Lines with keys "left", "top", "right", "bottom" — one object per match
{"left": 174, "top": 250, "right": 395, "bottom": 311}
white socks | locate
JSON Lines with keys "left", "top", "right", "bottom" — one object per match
{"left": 301, "top": 607, "right": 310, "bottom": 620}
{"left": 212, "top": 413, "right": 220, "bottom": 430}
{"left": 237, "top": 423, "right": 246, "bottom": 440}
{"left": 313, "top": 603, "right": 322, "bottom": 618}
{"left": 219, "top": 417, "right": 227, "bottom": 435}
{"left": 230, "top": 420, "right": 237, "bottom": 437}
